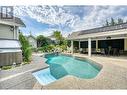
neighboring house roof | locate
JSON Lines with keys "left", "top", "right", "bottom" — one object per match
{"left": 27, "top": 35, "right": 37, "bottom": 40}
{"left": 0, "top": 13, "right": 25, "bottom": 27}
{"left": 47, "top": 35, "right": 56, "bottom": 40}
{"left": 47, "top": 35, "right": 54, "bottom": 38}
{"left": 68, "top": 22, "right": 127, "bottom": 39}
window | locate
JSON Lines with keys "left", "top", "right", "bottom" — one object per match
{"left": 1, "top": 6, "right": 13, "bottom": 19}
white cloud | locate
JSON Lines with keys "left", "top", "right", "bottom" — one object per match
{"left": 14, "top": 6, "right": 127, "bottom": 37}
{"left": 72, "top": 6, "right": 127, "bottom": 31}
{"left": 35, "top": 29, "right": 55, "bottom": 37}
{"left": 14, "top": 6, "right": 78, "bottom": 29}
{"left": 35, "top": 28, "right": 70, "bottom": 38}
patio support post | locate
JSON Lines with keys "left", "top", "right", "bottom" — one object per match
{"left": 71, "top": 40, "right": 74, "bottom": 54}
{"left": 13, "top": 26, "right": 15, "bottom": 39}
{"left": 124, "top": 39, "right": 127, "bottom": 51}
{"left": 96, "top": 40, "right": 98, "bottom": 51}
{"left": 79, "top": 40, "right": 80, "bottom": 50}
{"left": 88, "top": 38, "right": 91, "bottom": 57}
{"left": 16, "top": 27, "right": 19, "bottom": 40}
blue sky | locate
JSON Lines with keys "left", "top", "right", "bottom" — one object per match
{"left": 14, "top": 6, "right": 127, "bottom": 37}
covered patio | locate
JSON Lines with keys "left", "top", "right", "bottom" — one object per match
{"left": 68, "top": 23, "right": 127, "bottom": 57}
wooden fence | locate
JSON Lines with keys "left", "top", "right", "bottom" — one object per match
{"left": 0, "top": 52, "right": 22, "bottom": 66}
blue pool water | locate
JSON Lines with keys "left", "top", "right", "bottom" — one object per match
{"left": 33, "top": 54, "right": 101, "bottom": 85}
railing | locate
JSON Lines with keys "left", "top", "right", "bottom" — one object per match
{"left": 0, "top": 39, "right": 22, "bottom": 66}
{"left": 0, "top": 39, "right": 21, "bottom": 49}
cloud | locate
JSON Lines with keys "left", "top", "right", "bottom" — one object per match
{"left": 72, "top": 6, "right": 127, "bottom": 31}
{"left": 14, "top": 6, "right": 127, "bottom": 37}
{"left": 35, "top": 28, "right": 70, "bottom": 38}
{"left": 35, "top": 28, "right": 56, "bottom": 37}
{"left": 14, "top": 6, "right": 78, "bottom": 29}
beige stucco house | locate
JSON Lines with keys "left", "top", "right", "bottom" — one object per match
{"left": 0, "top": 15, "right": 25, "bottom": 66}
{"left": 68, "top": 23, "right": 127, "bottom": 57}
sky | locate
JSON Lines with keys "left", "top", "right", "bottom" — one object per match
{"left": 14, "top": 5, "right": 127, "bottom": 37}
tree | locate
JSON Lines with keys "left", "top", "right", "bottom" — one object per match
{"left": 110, "top": 18, "right": 116, "bottom": 26}
{"left": 118, "top": 18, "right": 123, "bottom": 24}
{"left": 19, "top": 32, "right": 32, "bottom": 62}
{"left": 53, "top": 31, "right": 63, "bottom": 40}
{"left": 53, "top": 31, "right": 64, "bottom": 45}
{"left": 52, "top": 30, "right": 69, "bottom": 51}
{"left": 37, "top": 35, "right": 52, "bottom": 47}
{"left": 105, "top": 19, "right": 109, "bottom": 26}
{"left": 103, "top": 18, "right": 125, "bottom": 27}
{"left": 103, "top": 19, "right": 110, "bottom": 27}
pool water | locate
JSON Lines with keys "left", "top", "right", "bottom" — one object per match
{"left": 33, "top": 54, "right": 101, "bottom": 85}
{"left": 46, "top": 54, "right": 101, "bottom": 79}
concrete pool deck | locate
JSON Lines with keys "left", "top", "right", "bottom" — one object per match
{"left": 0, "top": 53, "right": 49, "bottom": 89}
{"left": 42, "top": 53, "right": 127, "bottom": 89}
{"left": 0, "top": 53, "right": 127, "bottom": 89}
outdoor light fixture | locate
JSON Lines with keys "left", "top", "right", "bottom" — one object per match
{"left": 10, "top": 26, "right": 14, "bottom": 31}
{"left": 106, "top": 36, "right": 111, "bottom": 39}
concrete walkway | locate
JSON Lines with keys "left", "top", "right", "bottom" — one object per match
{"left": 42, "top": 53, "right": 127, "bottom": 89}
{"left": 0, "top": 54, "right": 48, "bottom": 89}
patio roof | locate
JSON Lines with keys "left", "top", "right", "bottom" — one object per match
{"left": 68, "top": 23, "right": 127, "bottom": 40}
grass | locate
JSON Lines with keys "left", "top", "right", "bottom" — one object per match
{"left": 1, "top": 66, "right": 12, "bottom": 70}
{"left": 22, "top": 61, "right": 30, "bottom": 65}
{"left": 0, "top": 62, "right": 30, "bottom": 70}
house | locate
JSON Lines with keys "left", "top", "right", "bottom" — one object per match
{"left": 47, "top": 35, "right": 58, "bottom": 44}
{"left": 0, "top": 15, "right": 25, "bottom": 66}
{"left": 68, "top": 22, "right": 127, "bottom": 57}
{"left": 27, "top": 34, "right": 37, "bottom": 48}
{"left": 47, "top": 35, "right": 56, "bottom": 41}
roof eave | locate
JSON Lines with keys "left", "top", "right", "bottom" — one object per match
{"left": 0, "top": 21, "right": 26, "bottom": 27}
{"left": 68, "top": 28, "right": 127, "bottom": 40}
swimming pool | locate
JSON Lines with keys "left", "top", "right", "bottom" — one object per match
{"left": 33, "top": 54, "right": 102, "bottom": 85}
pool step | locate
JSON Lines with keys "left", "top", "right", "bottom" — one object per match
{"left": 33, "top": 68, "right": 57, "bottom": 85}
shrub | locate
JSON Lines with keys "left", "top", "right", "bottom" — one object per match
{"left": 24, "top": 47, "right": 32, "bottom": 61}
{"left": 31, "top": 48, "right": 37, "bottom": 52}
{"left": 19, "top": 33, "right": 32, "bottom": 62}
{"left": 2, "top": 66, "right": 12, "bottom": 70}
{"left": 60, "top": 45, "right": 67, "bottom": 51}
{"left": 38, "top": 45, "right": 55, "bottom": 52}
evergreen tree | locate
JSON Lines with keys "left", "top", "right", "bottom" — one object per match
{"left": 19, "top": 32, "right": 32, "bottom": 62}
{"left": 103, "top": 18, "right": 125, "bottom": 27}
{"left": 106, "top": 19, "right": 109, "bottom": 26}
{"left": 118, "top": 18, "right": 123, "bottom": 24}
{"left": 110, "top": 18, "right": 116, "bottom": 26}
